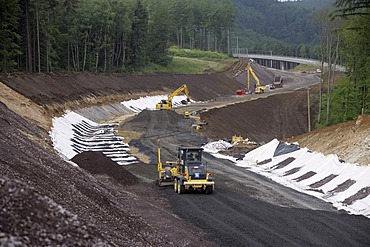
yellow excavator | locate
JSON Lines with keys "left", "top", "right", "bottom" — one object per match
{"left": 246, "top": 62, "right": 266, "bottom": 94}
{"left": 156, "top": 84, "right": 190, "bottom": 110}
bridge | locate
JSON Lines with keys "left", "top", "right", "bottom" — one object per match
{"left": 232, "top": 48, "right": 324, "bottom": 71}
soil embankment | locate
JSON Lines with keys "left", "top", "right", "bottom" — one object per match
{"left": 0, "top": 72, "right": 241, "bottom": 119}
{"left": 200, "top": 90, "right": 309, "bottom": 143}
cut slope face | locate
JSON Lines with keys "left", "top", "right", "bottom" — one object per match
{"left": 287, "top": 115, "right": 370, "bottom": 165}
{"left": 201, "top": 91, "right": 309, "bottom": 143}
{"left": 0, "top": 73, "right": 240, "bottom": 115}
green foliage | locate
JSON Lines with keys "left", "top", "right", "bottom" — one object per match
{"left": 142, "top": 56, "right": 232, "bottom": 74}
{"left": 128, "top": 0, "right": 148, "bottom": 69}
{"left": 168, "top": 47, "right": 229, "bottom": 61}
{"left": 0, "top": 0, "right": 21, "bottom": 72}
{"left": 315, "top": 3, "right": 370, "bottom": 128}
{"left": 231, "top": 0, "right": 332, "bottom": 59}
{"left": 6, "top": 0, "right": 235, "bottom": 72}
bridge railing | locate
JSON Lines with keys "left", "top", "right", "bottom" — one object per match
{"left": 232, "top": 48, "right": 346, "bottom": 71}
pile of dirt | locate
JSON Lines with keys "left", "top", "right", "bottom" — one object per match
{"left": 71, "top": 151, "right": 138, "bottom": 186}
{"left": 120, "top": 110, "right": 208, "bottom": 165}
{"left": 123, "top": 109, "right": 184, "bottom": 133}
{"left": 200, "top": 91, "right": 309, "bottom": 143}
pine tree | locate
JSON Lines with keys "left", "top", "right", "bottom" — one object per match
{"left": 128, "top": 0, "right": 148, "bottom": 69}
{"left": 0, "top": 0, "right": 21, "bottom": 72}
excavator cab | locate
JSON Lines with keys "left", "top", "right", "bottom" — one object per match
{"left": 255, "top": 85, "right": 265, "bottom": 94}
{"left": 156, "top": 99, "right": 171, "bottom": 110}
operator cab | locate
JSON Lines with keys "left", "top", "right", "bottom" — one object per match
{"left": 177, "top": 147, "right": 206, "bottom": 177}
{"left": 178, "top": 147, "right": 203, "bottom": 164}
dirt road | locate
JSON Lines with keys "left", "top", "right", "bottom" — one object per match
{"left": 121, "top": 110, "right": 370, "bottom": 246}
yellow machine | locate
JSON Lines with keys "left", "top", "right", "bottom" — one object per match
{"left": 156, "top": 143, "right": 215, "bottom": 194}
{"left": 156, "top": 140, "right": 179, "bottom": 187}
{"left": 156, "top": 84, "right": 190, "bottom": 110}
{"left": 246, "top": 62, "right": 266, "bottom": 94}
{"left": 184, "top": 111, "right": 190, "bottom": 118}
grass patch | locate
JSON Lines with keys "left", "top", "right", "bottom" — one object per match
{"left": 168, "top": 47, "right": 229, "bottom": 61}
{"left": 290, "top": 63, "right": 320, "bottom": 72}
{"left": 143, "top": 56, "right": 236, "bottom": 74}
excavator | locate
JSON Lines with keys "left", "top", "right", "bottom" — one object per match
{"left": 156, "top": 84, "right": 190, "bottom": 110}
{"left": 246, "top": 62, "right": 266, "bottom": 94}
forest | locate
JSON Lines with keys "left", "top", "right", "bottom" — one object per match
{"left": 1, "top": 0, "right": 235, "bottom": 73}
{"left": 317, "top": 0, "right": 370, "bottom": 126}
{"left": 232, "top": 0, "right": 334, "bottom": 58}
{"left": 1, "top": 0, "right": 337, "bottom": 73}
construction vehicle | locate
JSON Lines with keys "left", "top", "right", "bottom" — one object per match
{"left": 273, "top": 76, "right": 283, "bottom": 88}
{"left": 156, "top": 84, "right": 190, "bottom": 110}
{"left": 246, "top": 62, "right": 266, "bottom": 94}
{"left": 156, "top": 143, "right": 215, "bottom": 194}
{"left": 192, "top": 121, "right": 208, "bottom": 130}
{"left": 184, "top": 111, "right": 190, "bottom": 118}
{"left": 156, "top": 141, "right": 179, "bottom": 187}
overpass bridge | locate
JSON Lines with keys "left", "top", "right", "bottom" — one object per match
{"left": 232, "top": 48, "right": 329, "bottom": 71}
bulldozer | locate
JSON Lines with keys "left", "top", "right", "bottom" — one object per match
{"left": 156, "top": 84, "right": 191, "bottom": 110}
{"left": 156, "top": 142, "right": 215, "bottom": 194}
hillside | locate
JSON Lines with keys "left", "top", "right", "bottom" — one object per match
{"left": 286, "top": 115, "right": 370, "bottom": 165}
{"left": 232, "top": 0, "right": 333, "bottom": 58}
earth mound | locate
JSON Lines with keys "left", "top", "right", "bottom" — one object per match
{"left": 201, "top": 91, "right": 309, "bottom": 143}
{"left": 123, "top": 109, "right": 184, "bottom": 132}
{"left": 71, "top": 151, "right": 138, "bottom": 186}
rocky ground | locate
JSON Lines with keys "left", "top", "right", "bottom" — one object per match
{"left": 1, "top": 60, "right": 370, "bottom": 246}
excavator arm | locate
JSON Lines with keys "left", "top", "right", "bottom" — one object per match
{"left": 156, "top": 84, "right": 190, "bottom": 110}
{"left": 246, "top": 63, "right": 260, "bottom": 89}
{"left": 246, "top": 62, "right": 265, "bottom": 94}
{"left": 167, "top": 84, "right": 190, "bottom": 106}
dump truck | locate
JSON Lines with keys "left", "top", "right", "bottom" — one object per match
{"left": 156, "top": 84, "right": 190, "bottom": 110}
{"left": 273, "top": 76, "right": 283, "bottom": 88}
{"left": 156, "top": 143, "right": 215, "bottom": 194}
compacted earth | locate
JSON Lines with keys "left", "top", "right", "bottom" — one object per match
{"left": 1, "top": 60, "right": 370, "bottom": 246}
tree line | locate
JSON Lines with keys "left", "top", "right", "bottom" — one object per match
{"left": 1, "top": 0, "right": 235, "bottom": 73}
{"left": 315, "top": 0, "right": 370, "bottom": 127}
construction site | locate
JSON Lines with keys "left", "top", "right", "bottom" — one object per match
{"left": 1, "top": 59, "right": 370, "bottom": 246}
